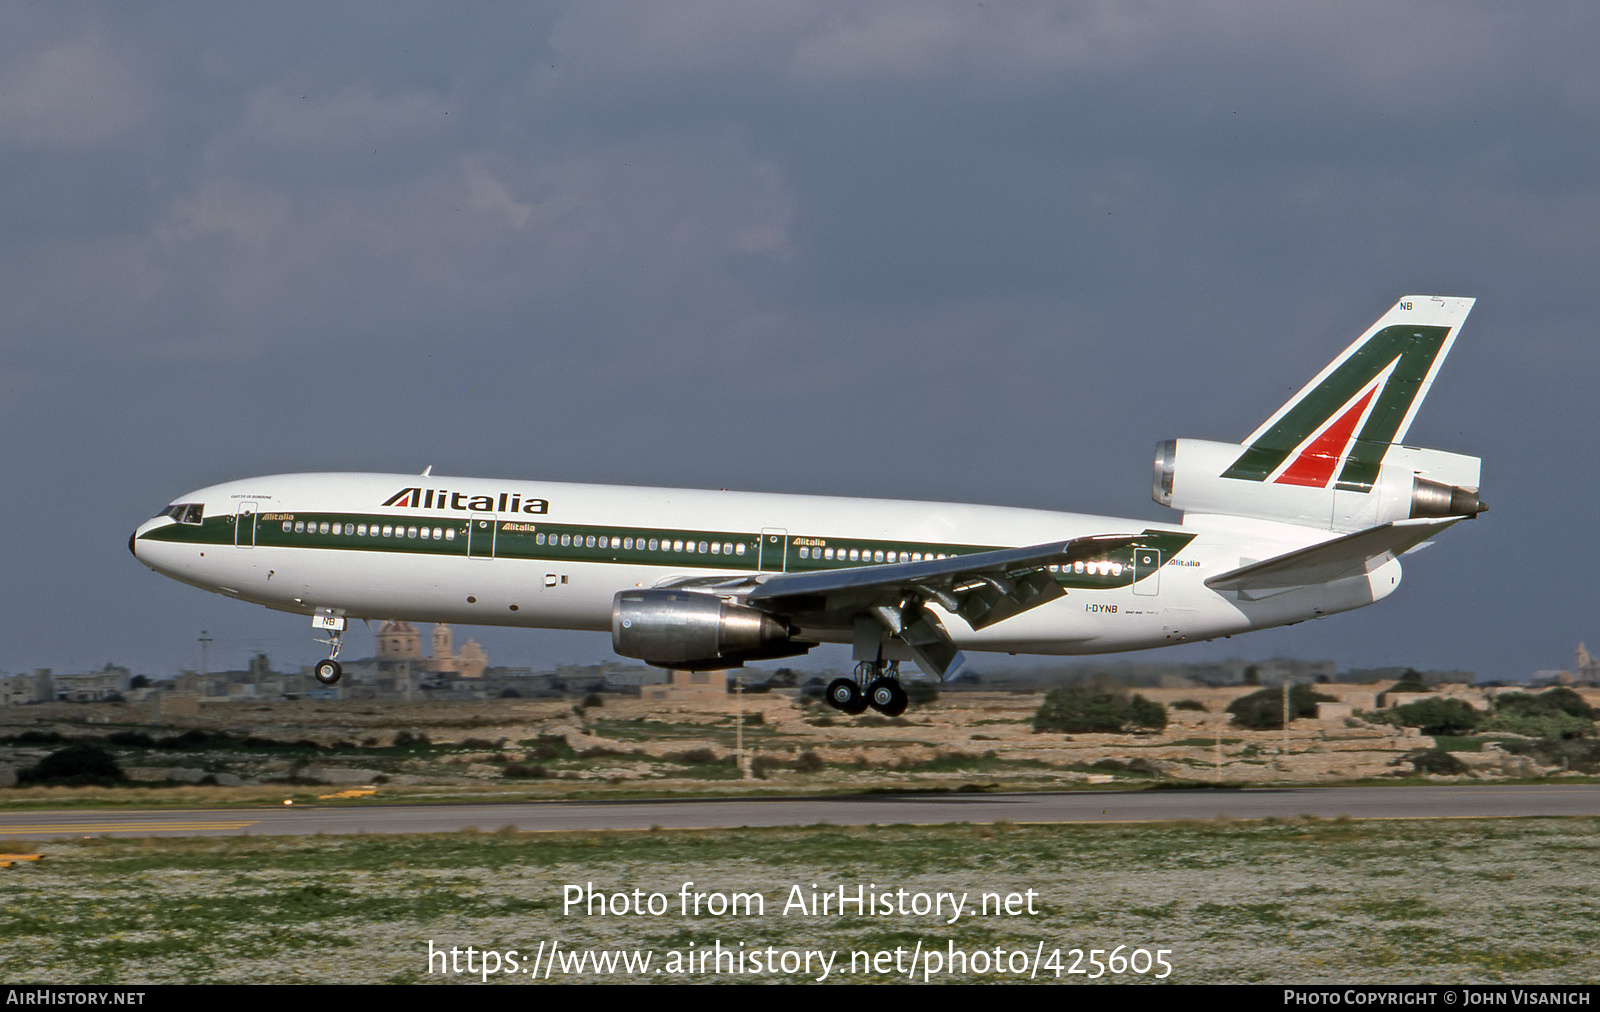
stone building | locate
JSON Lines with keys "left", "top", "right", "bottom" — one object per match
{"left": 375, "top": 620, "right": 488, "bottom": 680}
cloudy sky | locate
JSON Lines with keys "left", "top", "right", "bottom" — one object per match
{"left": 4, "top": 3, "right": 1597, "bottom": 681}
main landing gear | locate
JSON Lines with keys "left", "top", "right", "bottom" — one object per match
{"left": 312, "top": 609, "right": 345, "bottom": 685}
{"left": 826, "top": 660, "right": 909, "bottom": 717}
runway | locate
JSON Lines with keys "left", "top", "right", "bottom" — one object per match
{"left": 2, "top": 784, "right": 1598, "bottom": 839}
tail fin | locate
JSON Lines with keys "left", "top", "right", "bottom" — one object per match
{"left": 1223, "top": 296, "right": 1475, "bottom": 493}
{"left": 1153, "top": 296, "right": 1483, "bottom": 532}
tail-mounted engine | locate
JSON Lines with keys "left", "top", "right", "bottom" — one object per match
{"left": 611, "top": 589, "right": 809, "bottom": 670}
{"left": 1153, "top": 438, "right": 1485, "bottom": 532}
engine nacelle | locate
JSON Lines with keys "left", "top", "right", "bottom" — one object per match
{"left": 611, "top": 589, "right": 807, "bottom": 669}
{"left": 1153, "top": 438, "right": 1485, "bottom": 532}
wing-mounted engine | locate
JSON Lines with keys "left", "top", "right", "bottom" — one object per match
{"left": 1153, "top": 439, "right": 1485, "bottom": 533}
{"left": 611, "top": 589, "right": 810, "bottom": 670}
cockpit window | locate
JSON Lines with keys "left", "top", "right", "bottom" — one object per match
{"left": 164, "top": 503, "right": 204, "bottom": 525}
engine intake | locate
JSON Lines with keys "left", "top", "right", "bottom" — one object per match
{"left": 611, "top": 589, "right": 806, "bottom": 669}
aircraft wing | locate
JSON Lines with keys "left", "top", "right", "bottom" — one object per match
{"left": 1203, "top": 516, "right": 1465, "bottom": 597}
{"left": 741, "top": 534, "right": 1140, "bottom": 678}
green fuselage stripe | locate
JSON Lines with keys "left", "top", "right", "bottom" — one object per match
{"left": 143, "top": 514, "right": 1197, "bottom": 591}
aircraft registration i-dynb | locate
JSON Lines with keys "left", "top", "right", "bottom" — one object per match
{"left": 132, "top": 296, "right": 1484, "bottom": 717}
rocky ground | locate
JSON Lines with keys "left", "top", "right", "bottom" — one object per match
{"left": 0, "top": 685, "right": 1571, "bottom": 797}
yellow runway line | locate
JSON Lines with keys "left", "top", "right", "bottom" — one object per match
{"left": 0, "top": 821, "right": 260, "bottom": 834}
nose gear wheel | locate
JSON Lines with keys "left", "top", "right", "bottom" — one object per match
{"left": 313, "top": 659, "right": 342, "bottom": 685}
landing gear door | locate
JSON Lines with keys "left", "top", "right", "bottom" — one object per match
{"left": 468, "top": 515, "right": 497, "bottom": 558}
{"left": 1132, "top": 547, "right": 1161, "bottom": 596}
{"left": 759, "top": 529, "right": 788, "bottom": 572}
{"left": 235, "top": 502, "right": 258, "bottom": 548}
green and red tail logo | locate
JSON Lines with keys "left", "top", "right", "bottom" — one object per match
{"left": 1223, "top": 296, "right": 1474, "bottom": 493}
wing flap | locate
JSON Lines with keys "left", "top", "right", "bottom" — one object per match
{"left": 750, "top": 533, "right": 1139, "bottom": 631}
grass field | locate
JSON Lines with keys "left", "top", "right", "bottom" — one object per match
{"left": 3, "top": 816, "right": 1598, "bottom": 984}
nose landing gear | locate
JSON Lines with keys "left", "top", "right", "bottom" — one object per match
{"left": 312, "top": 608, "right": 345, "bottom": 685}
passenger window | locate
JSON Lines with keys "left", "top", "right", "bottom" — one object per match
{"left": 735, "top": 543, "right": 745, "bottom": 556}
{"left": 407, "top": 526, "right": 418, "bottom": 538}
{"left": 293, "top": 522, "right": 304, "bottom": 533}
{"left": 649, "top": 539, "right": 660, "bottom": 551}
{"left": 599, "top": 536, "right": 609, "bottom": 549}
{"left": 445, "top": 528, "right": 456, "bottom": 541}
{"left": 382, "top": 525, "right": 393, "bottom": 537}
{"left": 586, "top": 535, "right": 596, "bottom": 548}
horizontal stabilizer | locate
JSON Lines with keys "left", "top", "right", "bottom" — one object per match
{"left": 1204, "top": 516, "right": 1464, "bottom": 595}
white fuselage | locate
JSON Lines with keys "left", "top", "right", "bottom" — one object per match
{"left": 131, "top": 472, "right": 1400, "bottom": 662}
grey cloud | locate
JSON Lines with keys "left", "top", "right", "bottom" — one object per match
{"left": 2, "top": 2, "right": 1597, "bottom": 681}
{"left": 0, "top": 31, "right": 151, "bottom": 147}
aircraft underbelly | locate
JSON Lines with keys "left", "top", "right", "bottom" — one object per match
{"left": 221, "top": 543, "right": 1265, "bottom": 649}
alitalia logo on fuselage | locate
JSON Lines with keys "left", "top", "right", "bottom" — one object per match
{"left": 383, "top": 487, "right": 549, "bottom": 514}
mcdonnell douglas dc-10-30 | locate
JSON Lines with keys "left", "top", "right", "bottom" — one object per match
{"left": 132, "top": 296, "right": 1484, "bottom": 716}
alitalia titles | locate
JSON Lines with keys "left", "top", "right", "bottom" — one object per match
{"left": 383, "top": 488, "right": 548, "bottom": 514}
